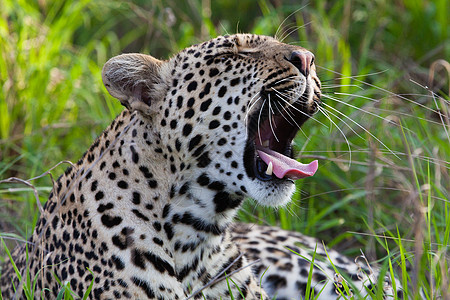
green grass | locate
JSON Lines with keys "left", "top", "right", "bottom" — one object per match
{"left": 1, "top": 0, "right": 449, "bottom": 298}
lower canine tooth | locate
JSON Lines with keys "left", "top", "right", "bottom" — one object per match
{"left": 265, "top": 161, "right": 273, "bottom": 176}
{"left": 262, "top": 140, "right": 270, "bottom": 147}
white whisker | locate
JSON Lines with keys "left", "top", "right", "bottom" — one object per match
{"left": 318, "top": 65, "right": 444, "bottom": 115}
{"left": 257, "top": 99, "right": 267, "bottom": 145}
{"left": 317, "top": 106, "right": 352, "bottom": 165}
{"left": 244, "top": 95, "right": 261, "bottom": 124}
{"left": 320, "top": 85, "right": 364, "bottom": 90}
{"left": 322, "top": 94, "right": 409, "bottom": 129}
{"left": 410, "top": 79, "right": 450, "bottom": 144}
{"left": 319, "top": 104, "right": 364, "bottom": 139}
{"left": 271, "top": 88, "right": 328, "bottom": 128}
{"left": 267, "top": 94, "right": 280, "bottom": 142}
{"left": 279, "top": 23, "right": 310, "bottom": 43}
{"left": 321, "top": 102, "right": 400, "bottom": 159}
{"left": 275, "top": 5, "right": 309, "bottom": 41}
{"left": 319, "top": 68, "right": 390, "bottom": 80}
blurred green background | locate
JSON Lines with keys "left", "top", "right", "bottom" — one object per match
{"left": 0, "top": 0, "right": 449, "bottom": 297}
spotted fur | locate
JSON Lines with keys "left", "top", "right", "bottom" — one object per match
{"left": 1, "top": 34, "right": 398, "bottom": 299}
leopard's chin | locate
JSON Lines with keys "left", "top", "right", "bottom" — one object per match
{"left": 241, "top": 91, "right": 318, "bottom": 207}
{"left": 245, "top": 177, "right": 296, "bottom": 207}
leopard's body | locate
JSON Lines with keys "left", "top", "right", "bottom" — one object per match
{"left": 0, "top": 34, "right": 400, "bottom": 299}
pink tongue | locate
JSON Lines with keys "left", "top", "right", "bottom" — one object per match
{"left": 256, "top": 147, "right": 318, "bottom": 180}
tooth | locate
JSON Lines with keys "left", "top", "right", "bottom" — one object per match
{"left": 262, "top": 140, "right": 269, "bottom": 147}
{"left": 265, "top": 161, "right": 273, "bottom": 176}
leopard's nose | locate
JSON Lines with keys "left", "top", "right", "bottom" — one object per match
{"left": 287, "top": 51, "right": 315, "bottom": 77}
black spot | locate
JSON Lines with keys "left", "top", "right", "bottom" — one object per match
{"left": 63, "top": 230, "right": 70, "bottom": 242}
{"left": 188, "top": 135, "right": 202, "bottom": 151}
{"left": 184, "top": 109, "right": 194, "bottom": 119}
{"left": 200, "top": 99, "right": 212, "bottom": 111}
{"left": 212, "top": 106, "right": 221, "bottom": 115}
{"left": 153, "top": 237, "right": 163, "bottom": 246}
{"left": 95, "top": 191, "right": 104, "bottom": 201}
{"left": 267, "top": 274, "right": 287, "bottom": 289}
{"left": 162, "top": 204, "right": 171, "bottom": 218}
{"left": 111, "top": 255, "right": 125, "bottom": 270}
{"left": 170, "top": 120, "right": 177, "bottom": 129}
{"left": 177, "top": 96, "right": 183, "bottom": 108}
{"left": 296, "top": 281, "right": 316, "bottom": 296}
{"left": 132, "top": 192, "right": 141, "bottom": 204}
{"left": 139, "top": 166, "right": 153, "bottom": 178}
{"left": 112, "top": 235, "right": 128, "bottom": 250}
{"left": 132, "top": 209, "right": 150, "bottom": 221}
{"left": 213, "top": 191, "right": 242, "bottom": 213}
{"left": 197, "top": 173, "right": 210, "bottom": 186}
{"left": 179, "top": 182, "right": 189, "bottom": 195}
{"left": 51, "top": 216, "right": 59, "bottom": 229}
{"left": 91, "top": 180, "right": 98, "bottom": 192}
{"left": 313, "top": 272, "right": 327, "bottom": 283}
{"left": 130, "top": 145, "right": 139, "bottom": 163}
{"left": 217, "top": 138, "right": 227, "bottom": 146}
{"left": 147, "top": 180, "right": 158, "bottom": 188}
{"left": 108, "top": 172, "right": 116, "bottom": 180}
{"left": 208, "top": 181, "right": 225, "bottom": 191}
{"left": 131, "top": 249, "right": 146, "bottom": 269}
{"left": 209, "top": 68, "right": 219, "bottom": 77}
{"left": 209, "top": 120, "right": 220, "bottom": 129}
{"left": 117, "top": 180, "right": 128, "bottom": 189}
{"left": 175, "top": 139, "right": 182, "bottom": 152}
{"left": 187, "top": 81, "right": 197, "bottom": 92}
{"left": 230, "top": 77, "right": 240, "bottom": 86}
{"left": 177, "top": 257, "right": 199, "bottom": 281}
{"left": 197, "top": 152, "right": 211, "bottom": 168}
{"left": 179, "top": 212, "right": 222, "bottom": 235}
{"left": 153, "top": 221, "right": 162, "bottom": 231}
{"left": 183, "top": 124, "right": 192, "bottom": 136}
{"left": 187, "top": 97, "right": 195, "bottom": 107}
{"left": 223, "top": 111, "right": 232, "bottom": 120}
{"left": 163, "top": 222, "right": 174, "bottom": 240}
{"left": 143, "top": 251, "right": 175, "bottom": 276}
{"left": 97, "top": 203, "right": 113, "bottom": 213}
{"left": 218, "top": 86, "right": 227, "bottom": 97}
{"left": 101, "top": 215, "right": 123, "bottom": 228}
{"left": 192, "top": 144, "right": 206, "bottom": 157}
{"left": 131, "top": 277, "right": 155, "bottom": 298}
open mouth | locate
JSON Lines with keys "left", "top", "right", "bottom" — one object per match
{"left": 244, "top": 92, "right": 318, "bottom": 182}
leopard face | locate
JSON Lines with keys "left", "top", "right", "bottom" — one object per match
{"left": 1, "top": 34, "right": 322, "bottom": 299}
{"left": 103, "top": 34, "right": 321, "bottom": 208}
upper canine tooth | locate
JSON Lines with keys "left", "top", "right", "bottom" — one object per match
{"left": 262, "top": 140, "right": 270, "bottom": 147}
{"left": 265, "top": 161, "right": 273, "bottom": 176}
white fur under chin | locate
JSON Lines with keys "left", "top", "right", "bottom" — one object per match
{"left": 245, "top": 178, "right": 296, "bottom": 207}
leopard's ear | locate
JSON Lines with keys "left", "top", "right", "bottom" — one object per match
{"left": 102, "top": 53, "right": 168, "bottom": 115}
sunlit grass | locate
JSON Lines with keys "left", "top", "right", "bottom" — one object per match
{"left": 1, "top": 0, "right": 448, "bottom": 299}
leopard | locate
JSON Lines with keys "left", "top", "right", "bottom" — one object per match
{"left": 0, "top": 34, "right": 401, "bottom": 299}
